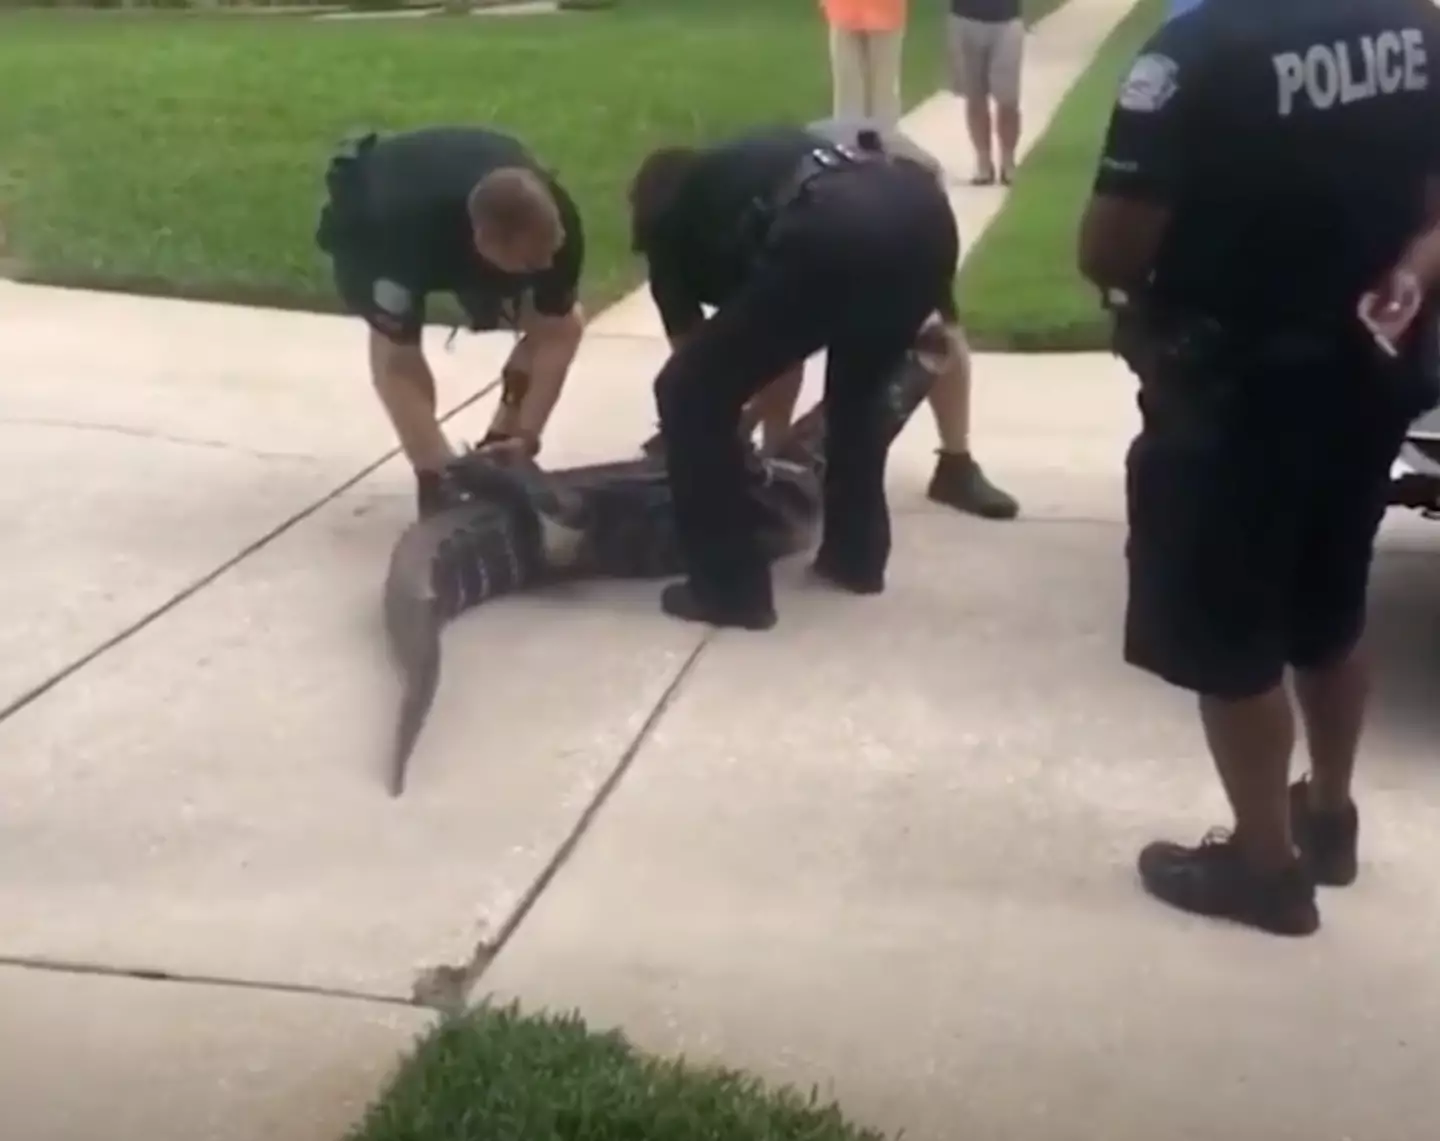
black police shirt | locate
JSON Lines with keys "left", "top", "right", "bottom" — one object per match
{"left": 644, "top": 124, "right": 960, "bottom": 336}
{"left": 1092, "top": 0, "right": 1440, "bottom": 331}
{"left": 357, "top": 126, "right": 584, "bottom": 317}
{"left": 643, "top": 126, "right": 820, "bottom": 341}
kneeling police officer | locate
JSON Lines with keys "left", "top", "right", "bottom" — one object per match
{"left": 629, "top": 126, "right": 959, "bottom": 630}
{"left": 1077, "top": 0, "right": 1440, "bottom": 936}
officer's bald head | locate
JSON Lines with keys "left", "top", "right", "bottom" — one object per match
{"left": 467, "top": 167, "right": 564, "bottom": 273}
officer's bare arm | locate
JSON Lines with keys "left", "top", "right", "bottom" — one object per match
{"left": 502, "top": 230, "right": 587, "bottom": 449}
{"left": 369, "top": 330, "right": 455, "bottom": 473}
{"left": 1078, "top": 200, "right": 1170, "bottom": 292}
{"left": 1077, "top": 48, "right": 1187, "bottom": 292}
{"left": 511, "top": 303, "right": 584, "bottom": 447}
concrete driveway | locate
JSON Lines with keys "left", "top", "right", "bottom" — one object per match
{"left": 4, "top": 0, "right": 1439, "bottom": 1136}
{"left": 4, "top": 280, "right": 1439, "bottom": 1141}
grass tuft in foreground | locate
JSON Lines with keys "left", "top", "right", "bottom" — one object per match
{"left": 955, "top": 0, "right": 1163, "bottom": 352}
{"left": 347, "top": 1001, "right": 889, "bottom": 1141}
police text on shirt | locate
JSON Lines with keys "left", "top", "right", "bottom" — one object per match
{"left": 1273, "top": 30, "right": 1427, "bottom": 116}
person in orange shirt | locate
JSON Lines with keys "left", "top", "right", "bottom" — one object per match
{"left": 822, "top": 0, "right": 908, "bottom": 127}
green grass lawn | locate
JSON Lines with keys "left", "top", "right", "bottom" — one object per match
{"left": 0, "top": 0, "right": 1065, "bottom": 318}
{"left": 955, "top": 0, "right": 1162, "bottom": 351}
{"left": 349, "top": 1002, "right": 889, "bottom": 1141}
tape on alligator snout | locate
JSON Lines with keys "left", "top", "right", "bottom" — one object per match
{"left": 537, "top": 511, "right": 586, "bottom": 568}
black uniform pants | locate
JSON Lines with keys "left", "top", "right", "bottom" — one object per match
{"left": 1124, "top": 351, "right": 1418, "bottom": 699}
{"left": 654, "top": 162, "right": 958, "bottom": 614}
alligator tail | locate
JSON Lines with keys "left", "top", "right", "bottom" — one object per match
{"left": 384, "top": 585, "right": 443, "bottom": 798}
{"left": 381, "top": 497, "right": 546, "bottom": 796}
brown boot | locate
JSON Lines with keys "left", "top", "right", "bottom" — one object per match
{"left": 927, "top": 452, "right": 1019, "bottom": 520}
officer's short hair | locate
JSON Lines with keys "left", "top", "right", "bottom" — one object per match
{"left": 466, "top": 167, "right": 562, "bottom": 244}
{"left": 628, "top": 146, "right": 699, "bottom": 253}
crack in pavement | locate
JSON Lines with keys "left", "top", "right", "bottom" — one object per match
{"left": 0, "top": 415, "right": 323, "bottom": 462}
{"left": 0, "top": 380, "right": 500, "bottom": 728}
{"left": 407, "top": 635, "right": 714, "bottom": 1014}
{"left": 0, "top": 634, "right": 713, "bottom": 1016}
{"left": 0, "top": 954, "right": 423, "bottom": 1011}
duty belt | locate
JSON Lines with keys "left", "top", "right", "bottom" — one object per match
{"left": 316, "top": 131, "right": 379, "bottom": 253}
{"left": 738, "top": 143, "right": 889, "bottom": 255}
{"left": 772, "top": 143, "right": 885, "bottom": 212}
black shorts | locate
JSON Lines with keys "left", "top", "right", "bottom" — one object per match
{"left": 1123, "top": 363, "right": 1413, "bottom": 699}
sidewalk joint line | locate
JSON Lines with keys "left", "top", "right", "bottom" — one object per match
{"left": 0, "top": 953, "right": 422, "bottom": 1010}
{"left": 0, "top": 383, "right": 499, "bottom": 730}
{"left": 407, "top": 633, "right": 714, "bottom": 1013}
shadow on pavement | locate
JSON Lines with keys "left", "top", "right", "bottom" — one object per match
{"left": 1368, "top": 543, "right": 1440, "bottom": 743}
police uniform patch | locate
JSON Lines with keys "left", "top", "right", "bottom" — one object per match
{"left": 372, "top": 278, "right": 414, "bottom": 318}
{"left": 1118, "top": 53, "right": 1180, "bottom": 112}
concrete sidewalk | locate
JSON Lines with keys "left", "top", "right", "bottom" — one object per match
{"left": 591, "top": 0, "right": 1134, "bottom": 338}
{"left": 4, "top": 0, "right": 1438, "bottom": 1139}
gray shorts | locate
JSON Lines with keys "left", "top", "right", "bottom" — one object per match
{"left": 947, "top": 16, "right": 1024, "bottom": 105}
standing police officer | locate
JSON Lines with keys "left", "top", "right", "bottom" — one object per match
{"left": 629, "top": 127, "right": 958, "bottom": 629}
{"left": 1077, "top": 0, "right": 1440, "bottom": 936}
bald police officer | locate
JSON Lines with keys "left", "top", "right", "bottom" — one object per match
{"left": 1077, "top": 0, "right": 1440, "bottom": 936}
{"left": 316, "top": 127, "right": 586, "bottom": 517}
{"left": 629, "top": 126, "right": 958, "bottom": 630}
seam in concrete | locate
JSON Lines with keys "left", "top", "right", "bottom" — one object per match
{"left": 435, "top": 0, "right": 1144, "bottom": 999}
{"left": 0, "top": 415, "right": 321, "bottom": 462}
{"left": 2, "top": 0, "right": 1135, "bottom": 1006}
{"left": 0, "top": 953, "right": 422, "bottom": 1011}
{"left": 406, "top": 633, "right": 713, "bottom": 1013}
{"left": 0, "top": 381, "right": 500, "bottom": 730}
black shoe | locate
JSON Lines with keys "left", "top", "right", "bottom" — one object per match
{"left": 809, "top": 554, "right": 884, "bottom": 595}
{"left": 1137, "top": 829, "right": 1320, "bottom": 937}
{"left": 1289, "top": 778, "right": 1360, "bottom": 887}
{"left": 927, "top": 452, "right": 1019, "bottom": 520}
{"left": 659, "top": 581, "right": 776, "bottom": 631}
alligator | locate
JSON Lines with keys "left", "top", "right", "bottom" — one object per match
{"left": 380, "top": 332, "right": 947, "bottom": 796}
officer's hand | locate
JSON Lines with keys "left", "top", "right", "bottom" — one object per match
{"left": 475, "top": 430, "right": 541, "bottom": 464}
{"left": 1358, "top": 268, "right": 1423, "bottom": 354}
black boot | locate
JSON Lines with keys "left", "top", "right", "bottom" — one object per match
{"left": 810, "top": 550, "right": 884, "bottom": 595}
{"left": 1289, "top": 778, "right": 1360, "bottom": 887}
{"left": 927, "top": 451, "right": 1019, "bottom": 520}
{"left": 659, "top": 581, "right": 776, "bottom": 631}
{"left": 1137, "top": 829, "right": 1319, "bottom": 937}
